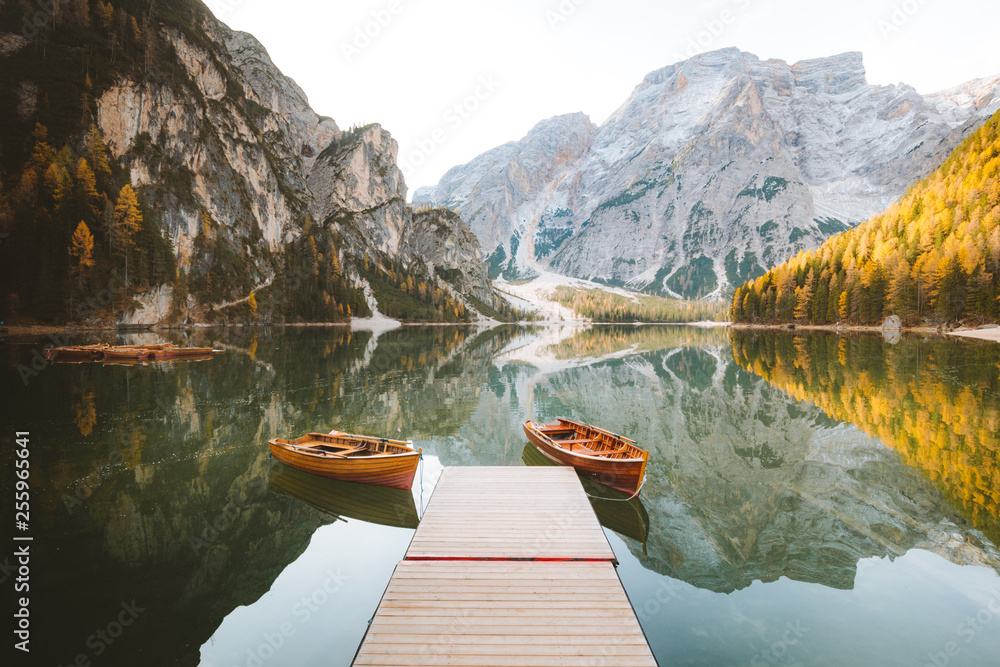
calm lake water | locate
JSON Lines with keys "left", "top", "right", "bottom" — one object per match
{"left": 2, "top": 325, "right": 999, "bottom": 666}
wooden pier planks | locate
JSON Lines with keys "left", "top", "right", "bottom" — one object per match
{"left": 405, "top": 466, "right": 616, "bottom": 561}
{"left": 353, "top": 467, "right": 657, "bottom": 666}
{"left": 353, "top": 560, "right": 657, "bottom": 667}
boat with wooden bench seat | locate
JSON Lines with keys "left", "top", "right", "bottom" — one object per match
{"left": 149, "top": 344, "right": 218, "bottom": 359}
{"left": 45, "top": 343, "right": 223, "bottom": 362}
{"left": 44, "top": 344, "right": 109, "bottom": 361}
{"left": 102, "top": 346, "right": 158, "bottom": 360}
{"left": 522, "top": 417, "right": 649, "bottom": 495}
{"left": 268, "top": 430, "right": 421, "bottom": 490}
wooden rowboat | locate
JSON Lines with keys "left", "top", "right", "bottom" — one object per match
{"left": 45, "top": 344, "right": 109, "bottom": 360}
{"left": 149, "top": 344, "right": 220, "bottom": 359}
{"left": 522, "top": 418, "right": 648, "bottom": 495}
{"left": 268, "top": 430, "right": 421, "bottom": 490}
{"left": 102, "top": 346, "right": 157, "bottom": 360}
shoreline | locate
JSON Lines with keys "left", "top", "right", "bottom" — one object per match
{"left": 1, "top": 320, "right": 521, "bottom": 337}
{"left": 729, "top": 321, "right": 1000, "bottom": 342}
{"left": 730, "top": 322, "right": 937, "bottom": 334}
{"left": 6, "top": 320, "right": 999, "bottom": 343}
{"left": 945, "top": 328, "right": 1000, "bottom": 342}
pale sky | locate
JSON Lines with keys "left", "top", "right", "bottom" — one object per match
{"left": 211, "top": 0, "right": 1000, "bottom": 197}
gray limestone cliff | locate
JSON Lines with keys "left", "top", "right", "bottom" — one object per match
{"left": 0, "top": 1, "right": 496, "bottom": 323}
{"left": 416, "top": 49, "right": 1000, "bottom": 298}
{"left": 404, "top": 208, "right": 504, "bottom": 314}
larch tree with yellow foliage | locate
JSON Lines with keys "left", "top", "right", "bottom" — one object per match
{"left": 113, "top": 184, "right": 143, "bottom": 286}
{"left": 73, "top": 158, "right": 101, "bottom": 222}
{"left": 69, "top": 221, "right": 95, "bottom": 287}
{"left": 732, "top": 110, "right": 1000, "bottom": 326}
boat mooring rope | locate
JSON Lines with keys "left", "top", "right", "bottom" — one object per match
{"left": 417, "top": 451, "right": 425, "bottom": 518}
{"left": 584, "top": 475, "right": 646, "bottom": 502}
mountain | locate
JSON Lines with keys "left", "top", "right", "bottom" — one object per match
{"left": 0, "top": 0, "right": 503, "bottom": 325}
{"left": 415, "top": 48, "right": 1000, "bottom": 298}
{"left": 731, "top": 109, "right": 1000, "bottom": 326}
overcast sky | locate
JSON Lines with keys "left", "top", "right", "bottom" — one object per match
{"left": 210, "top": 0, "right": 1000, "bottom": 197}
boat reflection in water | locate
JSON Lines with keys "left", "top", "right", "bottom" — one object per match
{"left": 268, "top": 461, "right": 420, "bottom": 529}
{"left": 100, "top": 353, "right": 216, "bottom": 366}
{"left": 521, "top": 443, "right": 650, "bottom": 548}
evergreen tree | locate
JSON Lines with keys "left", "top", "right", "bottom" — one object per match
{"left": 776, "top": 270, "right": 796, "bottom": 321}
{"left": 794, "top": 269, "right": 815, "bottom": 321}
{"left": 84, "top": 125, "right": 113, "bottom": 184}
{"left": 44, "top": 162, "right": 72, "bottom": 212}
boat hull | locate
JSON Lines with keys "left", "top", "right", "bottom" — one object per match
{"left": 102, "top": 347, "right": 155, "bottom": 360}
{"left": 523, "top": 420, "right": 647, "bottom": 495}
{"left": 151, "top": 346, "right": 216, "bottom": 359}
{"left": 268, "top": 440, "right": 421, "bottom": 490}
{"left": 521, "top": 443, "right": 649, "bottom": 543}
{"left": 45, "top": 344, "right": 220, "bottom": 363}
{"left": 45, "top": 344, "right": 108, "bottom": 361}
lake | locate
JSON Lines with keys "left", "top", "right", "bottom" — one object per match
{"left": 2, "top": 325, "right": 998, "bottom": 666}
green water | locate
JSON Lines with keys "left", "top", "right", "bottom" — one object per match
{"left": 1, "top": 325, "right": 998, "bottom": 666}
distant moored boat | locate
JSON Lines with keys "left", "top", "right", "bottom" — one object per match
{"left": 44, "top": 343, "right": 109, "bottom": 361}
{"left": 45, "top": 343, "right": 223, "bottom": 362}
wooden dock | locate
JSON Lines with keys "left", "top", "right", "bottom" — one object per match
{"left": 354, "top": 466, "right": 657, "bottom": 666}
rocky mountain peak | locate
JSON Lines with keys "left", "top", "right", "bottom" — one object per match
{"left": 418, "top": 49, "right": 1000, "bottom": 297}
{"left": 788, "top": 51, "right": 867, "bottom": 94}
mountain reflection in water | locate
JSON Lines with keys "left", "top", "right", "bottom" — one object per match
{"left": 3, "top": 324, "right": 998, "bottom": 667}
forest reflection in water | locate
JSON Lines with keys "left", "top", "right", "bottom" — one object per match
{"left": 730, "top": 329, "right": 1000, "bottom": 547}
{"left": 2, "top": 324, "right": 999, "bottom": 666}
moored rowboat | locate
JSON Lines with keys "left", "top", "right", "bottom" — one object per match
{"left": 148, "top": 345, "right": 218, "bottom": 359}
{"left": 102, "top": 346, "right": 157, "bottom": 360}
{"left": 44, "top": 343, "right": 224, "bottom": 362}
{"left": 268, "top": 430, "right": 421, "bottom": 490}
{"left": 45, "top": 344, "right": 109, "bottom": 360}
{"left": 522, "top": 418, "right": 649, "bottom": 495}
